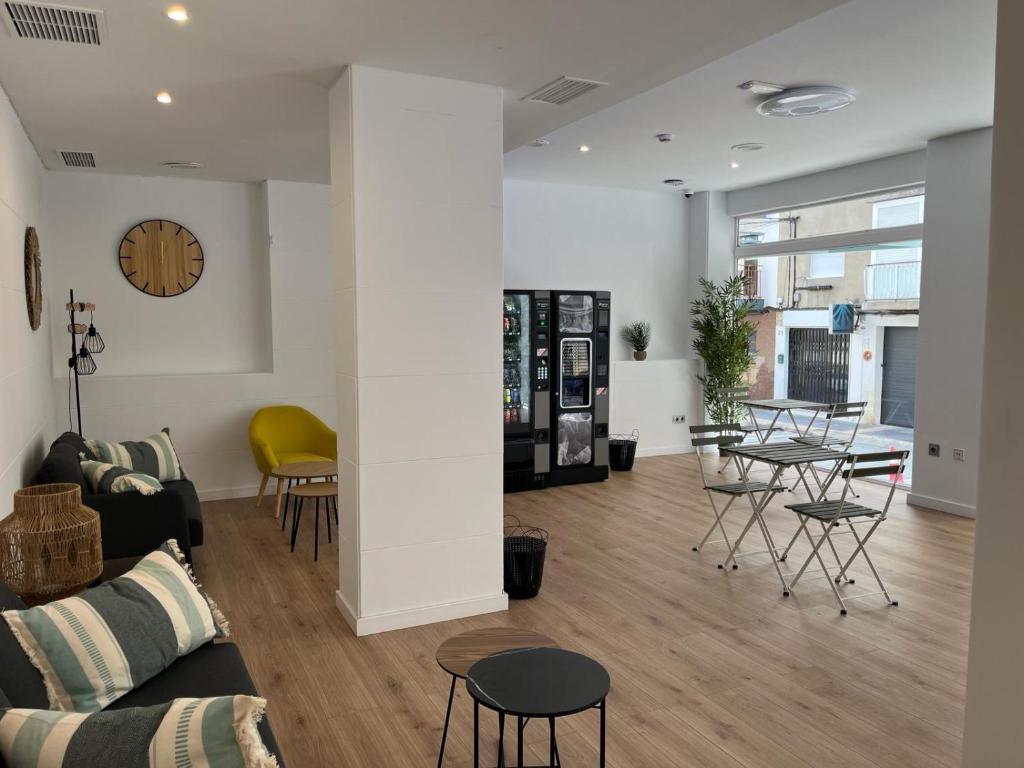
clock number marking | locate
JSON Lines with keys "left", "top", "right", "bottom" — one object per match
{"left": 188, "top": 272, "right": 200, "bottom": 279}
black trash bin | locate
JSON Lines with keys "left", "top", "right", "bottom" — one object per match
{"left": 503, "top": 516, "right": 548, "bottom": 599}
{"left": 609, "top": 429, "right": 639, "bottom": 471}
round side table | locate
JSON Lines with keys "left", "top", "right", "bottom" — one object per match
{"left": 466, "top": 647, "right": 609, "bottom": 768}
{"left": 271, "top": 460, "right": 337, "bottom": 522}
{"left": 435, "top": 627, "right": 558, "bottom": 767}
{"left": 287, "top": 481, "right": 338, "bottom": 562}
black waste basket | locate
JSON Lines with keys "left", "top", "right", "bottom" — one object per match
{"left": 503, "top": 516, "right": 548, "bottom": 599}
{"left": 609, "top": 429, "right": 639, "bottom": 471}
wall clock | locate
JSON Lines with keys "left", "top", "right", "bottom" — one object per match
{"left": 118, "top": 219, "right": 204, "bottom": 297}
{"left": 24, "top": 226, "right": 42, "bottom": 330}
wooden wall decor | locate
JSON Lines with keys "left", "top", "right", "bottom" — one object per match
{"left": 24, "top": 226, "right": 42, "bottom": 330}
{"left": 118, "top": 219, "right": 204, "bottom": 297}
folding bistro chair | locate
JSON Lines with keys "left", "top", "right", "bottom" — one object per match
{"left": 788, "top": 401, "right": 867, "bottom": 494}
{"left": 689, "top": 424, "right": 787, "bottom": 554}
{"left": 784, "top": 450, "right": 909, "bottom": 614}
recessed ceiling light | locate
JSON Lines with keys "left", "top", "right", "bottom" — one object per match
{"left": 528, "top": 138, "right": 550, "bottom": 147}
{"left": 731, "top": 142, "right": 766, "bottom": 152}
{"left": 663, "top": 179, "right": 686, "bottom": 188}
{"left": 155, "top": 91, "right": 173, "bottom": 104}
{"left": 578, "top": 145, "right": 590, "bottom": 153}
{"left": 166, "top": 5, "right": 189, "bottom": 22}
{"left": 161, "top": 161, "right": 204, "bottom": 169}
{"left": 730, "top": 161, "right": 740, "bottom": 169}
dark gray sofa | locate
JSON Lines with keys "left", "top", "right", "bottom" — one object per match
{"left": 31, "top": 432, "right": 203, "bottom": 562}
{"left": 0, "top": 583, "right": 283, "bottom": 765}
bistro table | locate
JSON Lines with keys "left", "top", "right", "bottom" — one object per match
{"left": 270, "top": 460, "right": 337, "bottom": 522}
{"left": 739, "top": 398, "right": 829, "bottom": 443}
{"left": 467, "top": 647, "right": 609, "bottom": 768}
{"left": 718, "top": 442, "right": 850, "bottom": 595}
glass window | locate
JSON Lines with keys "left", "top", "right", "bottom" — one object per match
{"left": 736, "top": 186, "right": 925, "bottom": 247}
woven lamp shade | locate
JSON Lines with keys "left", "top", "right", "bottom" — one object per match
{"left": 0, "top": 484, "right": 102, "bottom": 605}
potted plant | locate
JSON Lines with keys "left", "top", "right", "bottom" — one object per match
{"left": 690, "top": 276, "right": 755, "bottom": 423}
{"left": 621, "top": 321, "right": 651, "bottom": 361}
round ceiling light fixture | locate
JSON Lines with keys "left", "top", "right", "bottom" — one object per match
{"left": 155, "top": 91, "right": 173, "bottom": 104}
{"left": 731, "top": 142, "right": 766, "bottom": 152}
{"left": 528, "top": 138, "right": 550, "bottom": 147}
{"left": 578, "top": 145, "right": 591, "bottom": 153}
{"left": 662, "top": 179, "right": 686, "bottom": 188}
{"left": 756, "top": 86, "right": 855, "bottom": 117}
{"left": 161, "top": 161, "right": 204, "bottom": 169}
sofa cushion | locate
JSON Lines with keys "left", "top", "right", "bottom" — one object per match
{"left": 80, "top": 458, "right": 163, "bottom": 495}
{"left": 0, "top": 695, "right": 278, "bottom": 768}
{"left": 111, "top": 643, "right": 282, "bottom": 764}
{"left": 31, "top": 443, "right": 87, "bottom": 492}
{"left": 0, "top": 585, "right": 47, "bottom": 710}
{"left": 86, "top": 429, "right": 186, "bottom": 483}
{"left": 3, "top": 542, "right": 229, "bottom": 712}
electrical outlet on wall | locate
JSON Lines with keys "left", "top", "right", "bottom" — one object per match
{"left": 672, "top": 415, "right": 686, "bottom": 424}
{"left": 928, "top": 443, "right": 941, "bottom": 457}
{"left": 953, "top": 448, "right": 966, "bottom": 462}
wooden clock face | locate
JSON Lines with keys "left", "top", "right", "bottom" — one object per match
{"left": 118, "top": 219, "right": 204, "bottom": 297}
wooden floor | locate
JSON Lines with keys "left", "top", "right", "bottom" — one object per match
{"left": 194, "top": 454, "right": 975, "bottom": 767}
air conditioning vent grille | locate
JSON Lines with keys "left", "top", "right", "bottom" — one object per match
{"left": 59, "top": 150, "right": 95, "bottom": 168}
{"left": 3, "top": 2, "right": 103, "bottom": 45}
{"left": 523, "top": 76, "right": 607, "bottom": 106}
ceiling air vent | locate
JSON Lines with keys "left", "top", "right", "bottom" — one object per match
{"left": 59, "top": 150, "right": 95, "bottom": 168}
{"left": 523, "top": 76, "right": 607, "bottom": 106}
{"left": 3, "top": 2, "right": 105, "bottom": 45}
{"left": 161, "top": 161, "right": 204, "bottom": 170}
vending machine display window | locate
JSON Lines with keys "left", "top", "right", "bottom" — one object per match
{"left": 557, "top": 413, "right": 593, "bottom": 466}
{"left": 558, "top": 294, "right": 594, "bottom": 333}
{"left": 559, "top": 338, "right": 591, "bottom": 408}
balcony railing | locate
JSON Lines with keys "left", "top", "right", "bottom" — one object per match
{"left": 864, "top": 260, "right": 921, "bottom": 301}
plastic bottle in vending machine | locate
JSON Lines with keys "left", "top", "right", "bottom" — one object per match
{"left": 504, "top": 407, "right": 511, "bottom": 424}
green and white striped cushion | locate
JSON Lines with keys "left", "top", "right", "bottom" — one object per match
{"left": 3, "top": 541, "right": 229, "bottom": 713}
{"left": 80, "top": 459, "right": 163, "bottom": 495}
{"left": 85, "top": 429, "right": 185, "bottom": 482}
{"left": 0, "top": 695, "right": 278, "bottom": 767}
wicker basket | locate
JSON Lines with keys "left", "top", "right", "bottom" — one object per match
{"left": 0, "top": 483, "right": 102, "bottom": 605}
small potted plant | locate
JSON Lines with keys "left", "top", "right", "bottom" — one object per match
{"left": 621, "top": 321, "right": 651, "bottom": 361}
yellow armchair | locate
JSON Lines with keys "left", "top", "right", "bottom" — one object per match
{"left": 249, "top": 406, "right": 337, "bottom": 509}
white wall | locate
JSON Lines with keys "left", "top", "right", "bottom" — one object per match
{"left": 46, "top": 179, "right": 335, "bottom": 500}
{"left": 504, "top": 179, "right": 701, "bottom": 449}
{"left": 332, "top": 66, "right": 506, "bottom": 635}
{"left": 0, "top": 85, "right": 54, "bottom": 511}
{"left": 907, "top": 129, "right": 992, "bottom": 518}
{"left": 504, "top": 180, "right": 688, "bottom": 361}
{"left": 963, "top": 2, "right": 1024, "bottom": 760}
{"left": 43, "top": 172, "right": 271, "bottom": 376}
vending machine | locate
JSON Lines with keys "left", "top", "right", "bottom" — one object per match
{"left": 503, "top": 289, "right": 610, "bottom": 492}
{"left": 503, "top": 290, "right": 551, "bottom": 492}
{"left": 549, "top": 291, "right": 610, "bottom": 486}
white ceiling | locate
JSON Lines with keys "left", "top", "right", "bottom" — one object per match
{"left": 0, "top": 0, "right": 850, "bottom": 183}
{"left": 504, "top": 0, "right": 997, "bottom": 193}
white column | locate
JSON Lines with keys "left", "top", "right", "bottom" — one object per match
{"left": 962, "top": 1, "right": 1024, "bottom": 763}
{"left": 330, "top": 66, "right": 507, "bottom": 636}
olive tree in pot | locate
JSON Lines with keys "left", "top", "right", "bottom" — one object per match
{"left": 690, "top": 276, "right": 755, "bottom": 424}
{"left": 621, "top": 321, "right": 651, "bottom": 361}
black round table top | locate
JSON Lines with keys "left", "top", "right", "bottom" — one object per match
{"left": 465, "top": 647, "right": 610, "bottom": 718}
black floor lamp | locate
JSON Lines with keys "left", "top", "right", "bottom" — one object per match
{"left": 67, "top": 289, "right": 104, "bottom": 436}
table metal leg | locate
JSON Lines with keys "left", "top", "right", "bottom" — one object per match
{"left": 437, "top": 675, "right": 456, "bottom": 768}
{"left": 473, "top": 700, "right": 479, "bottom": 768}
{"left": 499, "top": 712, "right": 506, "bottom": 768}
{"left": 549, "top": 717, "right": 556, "bottom": 767}
{"left": 599, "top": 699, "right": 606, "bottom": 768}
{"left": 290, "top": 498, "right": 303, "bottom": 552}
{"left": 515, "top": 715, "right": 523, "bottom": 768}
{"left": 325, "top": 494, "right": 333, "bottom": 544}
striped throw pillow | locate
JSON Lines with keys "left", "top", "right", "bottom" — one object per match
{"left": 80, "top": 459, "right": 163, "bottom": 495}
{"left": 85, "top": 429, "right": 185, "bottom": 482}
{"left": 3, "top": 541, "right": 229, "bottom": 713}
{"left": 0, "top": 696, "right": 278, "bottom": 768}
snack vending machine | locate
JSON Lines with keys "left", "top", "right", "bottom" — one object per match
{"left": 503, "top": 290, "right": 551, "bottom": 492}
{"left": 549, "top": 291, "right": 610, "bottom": 486}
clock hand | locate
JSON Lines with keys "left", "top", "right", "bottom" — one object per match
{"left": 160, "top": 240, "right": 165, "bottom": 265}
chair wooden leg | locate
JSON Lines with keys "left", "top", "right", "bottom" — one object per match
{"left": 273, "top": 477, "right": 285, "bottom": 520}
{"left": 255, "top": 474, "right": 269, "bottom": 509}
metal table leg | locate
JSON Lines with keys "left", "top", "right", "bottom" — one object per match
{"left": 437, "top": 675, "right": 456, "bottom": 768}
{"left": 599, "top": 699, "right": 606, "bottom": 768}
{"left": 473, "top": 700, "right": 479, "bottom": 768}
